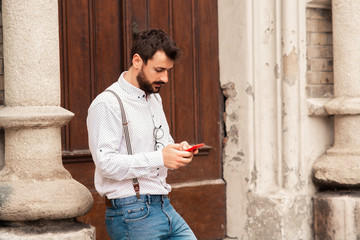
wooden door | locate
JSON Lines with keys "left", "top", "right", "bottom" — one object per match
{"left": 59, "top": 1, "right": 225, "bottom": 239}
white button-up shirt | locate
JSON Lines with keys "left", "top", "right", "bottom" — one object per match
{"left": 87, "top": 72, "right": 173, "bottom": 199}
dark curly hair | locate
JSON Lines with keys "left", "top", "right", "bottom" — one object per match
{"left": 131, "top": 29, "right": 180, "bottom": 64}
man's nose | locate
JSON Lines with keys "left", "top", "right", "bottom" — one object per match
{"left": 160, "top": 70, "right": 169, "bottom": 83}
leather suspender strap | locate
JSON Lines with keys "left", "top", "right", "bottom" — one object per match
{"left": 105, "top": 89, "right": 140, "bottom": 199}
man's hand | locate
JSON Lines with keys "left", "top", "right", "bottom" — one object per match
{"left": 179, "top": 141, "right": 200, "bottom": 154}
{"left": 162, "top": 143, "right": 194, "bottom": 170}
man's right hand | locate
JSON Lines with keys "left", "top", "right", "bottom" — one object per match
{"left": 162, "top": 144, "right": 194, "bottom": 170}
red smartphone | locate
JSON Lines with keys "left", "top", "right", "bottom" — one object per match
{"left": 185, "top": 143, "right": 205, "bottom": 152}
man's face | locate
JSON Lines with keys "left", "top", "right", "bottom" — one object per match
{"left": 136, "top": 51, "right": 174, "bottom": 94}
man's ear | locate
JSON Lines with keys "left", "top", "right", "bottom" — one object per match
{"left": 132, "top": 54, "right": 143, "bottom": 69}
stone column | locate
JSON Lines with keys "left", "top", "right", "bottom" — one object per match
{"left": 313, "top": 0, "right": 360, "bottom": 239}
{"left": 0, "top": 1, "right": 94, "bottom": 239}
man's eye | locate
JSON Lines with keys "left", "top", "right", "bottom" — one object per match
{"left": 155, "top": 68, "right": 171, "bottom": 73}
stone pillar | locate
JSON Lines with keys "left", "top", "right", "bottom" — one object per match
{"left": 313, "top": 0, "right": 360, "bottom": 239}
{"left": 0, "top": 1, "right": 94, "bottom": 239}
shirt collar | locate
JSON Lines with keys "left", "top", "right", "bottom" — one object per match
{"left": 118, "top": 71, "right": 147, "bottom": 99}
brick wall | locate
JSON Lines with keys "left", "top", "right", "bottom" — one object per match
{"left": 306, "top": 6, "right": 333, "bottom": 98}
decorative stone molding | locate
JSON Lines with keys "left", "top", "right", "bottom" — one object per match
{"left": 0, "top": 106, "right": 74, "bottom": 129}
{"left": 307, "top": 97, "right": 360, "bottom": 116}
{"left": 326, "top": 97, "right": 360, "bottom": 115}
{"left": 219, "top": 0, "right": 313, "bottom": 239}
{"left": 307, "top": 98, "right": 332, "bottom": 116}
{"left": 307, "top": 0, "right": 332, "bottom": 9}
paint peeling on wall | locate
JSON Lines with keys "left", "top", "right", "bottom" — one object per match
{"left": 231, "top": 151, "right": 245, "bottom": 162}
{"left": 221, "top": 81, "right": 237, "bottom": 99}
{"left": 245, "top": 84, "right": 254, "bottom": 100}
{"left": 228, "top": 125, "right": 239, "bottom": 144}
{"left": 228, "top": 112, "right": 239, "bottom": 122}
{"left": 283, "top": 48, "right": 299, "bottom": 87}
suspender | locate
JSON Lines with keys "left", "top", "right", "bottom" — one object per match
{"left": 105, "top": 89, "right": 140, "bottom": 199}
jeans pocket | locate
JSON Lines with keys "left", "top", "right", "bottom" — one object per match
{"left": 124, "top": 202, "right": 150, "bottom": 223}
{"left": 105, "top": 208, "right": 126, "bottom": 239}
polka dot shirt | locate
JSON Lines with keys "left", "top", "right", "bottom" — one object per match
{"left": 87, "top": 72, "right": 173, "bottom": 199}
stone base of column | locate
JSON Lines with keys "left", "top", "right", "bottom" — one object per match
{"left": 314, "top": 191, "right": 360, "bottom": 240}
{"left": 0, "top": 179, "right": 93, "bottom": 221}
{"left": 244, "top": 191, "right": 312, "bottom": 239}
{"left": 313, "top": 153, "right": 360, "bottom": 187}
{"left": 0, "top": 219, "right": 95, "bottom": 240}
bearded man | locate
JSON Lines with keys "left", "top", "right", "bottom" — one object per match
{"left": 87, "top": 29, "right": 197, "bottom": 240}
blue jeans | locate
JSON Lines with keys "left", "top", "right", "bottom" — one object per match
{"left": 105, "top": 195, "right": 197, "bottom": 240}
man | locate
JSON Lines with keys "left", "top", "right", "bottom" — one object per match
{"left": 87, "top": 29, "right": 197, "bottom": 239}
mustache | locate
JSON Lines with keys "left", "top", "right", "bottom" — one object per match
{"left": 153, "top": 81, "right": 166, "bottom": 85}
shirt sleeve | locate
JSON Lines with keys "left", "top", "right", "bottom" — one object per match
{"left": 87, "top": 100, "right": 164, "bottom": 181}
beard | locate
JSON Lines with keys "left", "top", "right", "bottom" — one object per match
{"left": 137, "top": 66, "right": 165, "bottom": 94}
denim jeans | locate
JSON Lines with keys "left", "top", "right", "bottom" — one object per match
{"left": 105, "top": 195, "right": 197, "bottom": 240}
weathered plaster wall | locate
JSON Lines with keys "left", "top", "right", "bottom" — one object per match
{"left": 0, "top": 4, "right": 4, "bottom": 169}
{"left": 219, "top": 0, "right": 334, "bottom": 239}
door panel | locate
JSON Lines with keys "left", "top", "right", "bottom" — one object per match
{"left": 171, "top": 184, "right": 226, "bottom": 240}
{"left": 60, "top": 0, "right": 92, "bottom": 153}
{"left": 172, "top": 0, "right": 197, "bottom": 143}
{"left": 59, "top": 1, "right": 224, "bottom": 239}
